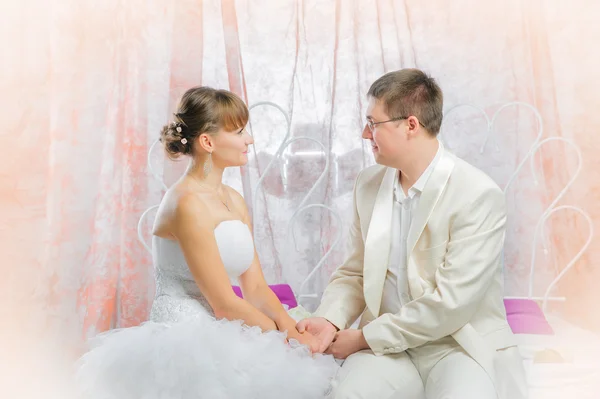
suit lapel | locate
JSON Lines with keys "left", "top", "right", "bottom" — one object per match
{"left": 406, "top": 150, "right": 455, "bottom": 297}
{"left": 406, "top": 150, "right": 455, "bottom": 256}
{"left": 363, "top": 167, "right": 397, "bottom": 316}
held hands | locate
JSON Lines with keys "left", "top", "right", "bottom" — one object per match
{"left": 295, "top": 317, "right": 370, "bottom": 358}
{"left": 296, "top": 317, "right": 338, "bottom": 353}
{"left": 276, "top": 316, "right": 321, "bottom": 353}
{"left": 324, "top": 329, "right": 369, "bottom": 359}
{"left": 289, "top": 330, "right": 321, "bottom": 354}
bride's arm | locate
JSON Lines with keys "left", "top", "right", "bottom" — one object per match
{"left": 238, "top": 250, "right": 300, "bottom": 336}
{"left": 230, "top": 191, "right": 304, "bottom": 340}
{"left": 172, "top": 193, "right": 277, "bottom": 332}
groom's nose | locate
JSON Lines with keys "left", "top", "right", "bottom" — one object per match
{"left": 362, "top": 124, "right": 372, "bottom": 139}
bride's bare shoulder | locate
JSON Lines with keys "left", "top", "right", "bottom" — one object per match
{"left": 152, "top": 184, "right": 212, "bottom": 237}
{"left": 223, "top": 185, "right": 248, "bottom": 215}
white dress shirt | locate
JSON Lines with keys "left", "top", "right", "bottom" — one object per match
{"left": 380, "top": 142, "right": 442, "bottom": 315}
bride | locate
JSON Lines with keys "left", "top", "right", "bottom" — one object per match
{"left": 75, "top": 87, "right": 339, "bottom": 398}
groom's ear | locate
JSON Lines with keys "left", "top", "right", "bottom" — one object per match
{"left": 406, "top": 116, "right": 420, "bottom": 137}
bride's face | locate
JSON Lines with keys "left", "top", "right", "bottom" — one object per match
{"left": 212, "top": 125, "right": 254, "bottom": 167}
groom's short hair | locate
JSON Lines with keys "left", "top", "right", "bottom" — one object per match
{"left": 367, "top": 68, "right": 443, "bottom": 136}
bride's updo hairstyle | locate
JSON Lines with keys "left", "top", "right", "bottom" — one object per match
{"left": 160, "top": 87, "right": 249, "bottom": 159}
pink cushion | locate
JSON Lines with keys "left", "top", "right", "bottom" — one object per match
{"left": 232, "top": 284, "right": 298, "bottom": 309}
{"left": 504, "top": 298, "right": 554, "bottom": 335}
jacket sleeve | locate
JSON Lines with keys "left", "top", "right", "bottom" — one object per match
{"left": 313, "top": 171, "right": 366, "bottom": 330}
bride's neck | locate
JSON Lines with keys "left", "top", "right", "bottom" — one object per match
{"left": 186, "top": 158, "right": 225, "bottom": 191}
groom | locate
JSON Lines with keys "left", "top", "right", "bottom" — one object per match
{"left": 297, "top": 68, "right": 527, "bottom": 399}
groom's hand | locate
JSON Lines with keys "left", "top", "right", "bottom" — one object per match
{"left": 291, "top": 330, "right": 321, "bottom": 354}
{"left": 325, "top": 329, "right": 369, "bottom": 359}
{"left": 296, "top": 317, "right": 338, "bottom": 353}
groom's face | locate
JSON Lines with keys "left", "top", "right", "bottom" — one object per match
{"left": 362, "top": 97, "right": 407, "bottom": 167}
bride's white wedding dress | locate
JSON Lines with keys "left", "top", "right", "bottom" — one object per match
{"left": 75, "top": 220, "right": 338, "bottom": 398}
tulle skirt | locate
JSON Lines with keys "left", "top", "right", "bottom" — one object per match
{"left": 74, "top": 314, "right": 339, "bottom": 399}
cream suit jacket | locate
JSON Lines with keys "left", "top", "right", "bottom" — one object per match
{"left": 314, "top": 145, "right": 527, "bottom": 399}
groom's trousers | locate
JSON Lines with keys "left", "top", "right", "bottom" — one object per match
{"left": 329, "top": 335, "right": 524, "bottom": 399}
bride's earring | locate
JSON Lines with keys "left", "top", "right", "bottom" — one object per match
{"left": 203, "top": 152, "right": 213, "bottom": 177}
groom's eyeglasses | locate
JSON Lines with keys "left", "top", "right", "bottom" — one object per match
{"left": 366, "top": 116, "right": 425, "bottom": 132}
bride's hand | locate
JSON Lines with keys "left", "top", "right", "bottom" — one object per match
{"left": 289, "top": 330, "right": 320, "bottom": 353}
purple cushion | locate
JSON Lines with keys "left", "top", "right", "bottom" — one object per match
{"left": 504, "top": 298, "right": 554, "bottom": 335}
{"left": 232, "top": 284, "right": 298, "bottom": 310}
